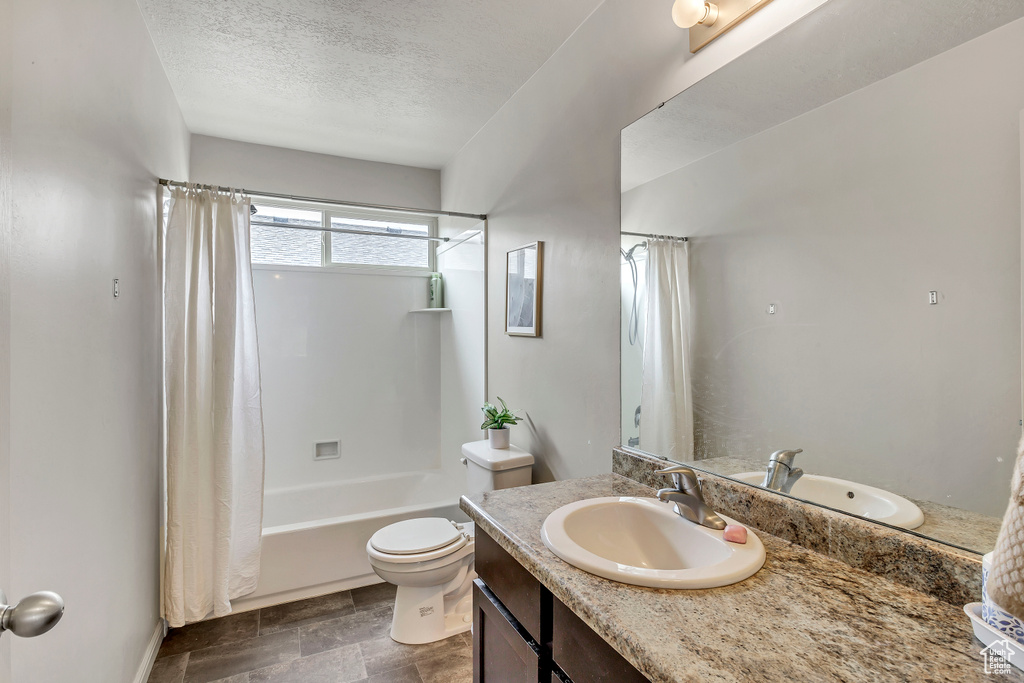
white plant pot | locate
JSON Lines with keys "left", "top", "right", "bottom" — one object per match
{"left": 488, "top": 428, "right": 510, "bottom": 449}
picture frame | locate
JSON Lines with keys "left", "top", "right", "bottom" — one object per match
{"left": 505, "top": 241, "right": 543, "bottom": 337}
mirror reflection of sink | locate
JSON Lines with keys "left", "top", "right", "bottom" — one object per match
{"left": 731, "top": 472, "right": 925, "bottom": 530}
{"left": 540, "top": 497, "right": 765, "bottom": 589}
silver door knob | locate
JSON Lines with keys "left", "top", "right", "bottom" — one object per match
{"left": 0, "top": 590, "right": 64, "bottom": 638}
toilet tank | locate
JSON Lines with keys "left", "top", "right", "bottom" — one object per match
{"left": 461, "top": 440, "right": 534, "bottom": 496}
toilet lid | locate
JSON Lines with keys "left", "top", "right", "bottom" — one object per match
{"left": 369, "top": 518, "right": 464, "bottom": 555}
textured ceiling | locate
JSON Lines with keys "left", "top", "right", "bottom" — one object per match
{"left": 137, "top": 0, "right": 604, "bottom": 169}
{"left": 622, "top": 0, "right": 1024, "bottom": 192}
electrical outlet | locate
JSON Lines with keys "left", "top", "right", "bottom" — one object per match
{"left": 112, "top": 279, "right": 120, "bottom": 298}
{"left": 929, "top": 291, "right": 938, "bottom": 305}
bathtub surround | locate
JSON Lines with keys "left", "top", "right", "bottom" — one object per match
{"left": 186, "top": 137, "right": 487, "bottom": 610}
{"left": 162, "top": 188, "right": 267, "bottom": 626}
{"left": 614, "top": 448, "right": 983, "bottom": 606}
{"left": 461, "top": 476, "right": 1014, "bottom": 682}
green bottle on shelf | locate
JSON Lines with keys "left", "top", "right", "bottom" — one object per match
{"left": 429, "top": 272, "right": 444, "bottom": 308}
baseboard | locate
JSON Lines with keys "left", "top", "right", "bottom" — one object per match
{"left": 133, "top": 619, "right": 165, "bottom": 683}
{"left": 228, "top": 573, "right": 382, "bottom": 614}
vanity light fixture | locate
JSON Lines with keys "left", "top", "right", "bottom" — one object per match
{"left": 671, "top": 0, "right": 719, "bottom": 29}
{"left": 673, "top": 0, "right": 775, "bottom": 53}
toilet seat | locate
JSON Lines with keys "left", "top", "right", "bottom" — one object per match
{"left": 368, "top": 518, "right": 471, "bottom": 564}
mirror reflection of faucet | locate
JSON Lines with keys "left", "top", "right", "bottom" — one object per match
{"left": 761, "top": 449, "right": 804, "bottom": 494}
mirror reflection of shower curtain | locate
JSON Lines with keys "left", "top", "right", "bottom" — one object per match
{"left": 639, "top": 239, "right": 693, "bottom": 460}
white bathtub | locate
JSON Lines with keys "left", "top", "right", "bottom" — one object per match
{"left": 233, "top": 470, "right": 468, "bottom": 611}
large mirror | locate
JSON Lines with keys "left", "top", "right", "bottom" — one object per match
{"left": 620, "top": 0, "right": 1024, "bottom": 554}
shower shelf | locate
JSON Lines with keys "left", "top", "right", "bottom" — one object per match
{"left": 410, "top": 308, "right": 452, "bottom": 313}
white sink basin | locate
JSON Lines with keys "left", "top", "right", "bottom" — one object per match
{"left": 540, "top": 497, "right": 765, "bottom": 589}
{"left": 731, "top": 472, "right": 925, "bottom": 530}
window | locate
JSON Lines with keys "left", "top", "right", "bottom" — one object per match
{"left": 249, "top": 199, "right": 436, "bottom": 271}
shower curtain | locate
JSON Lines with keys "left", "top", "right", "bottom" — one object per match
{"left": 162, "top": 186, "right": 266, "bottom": 627}
{"left": 640, "top": 238, "right": 693, "bottom": 461}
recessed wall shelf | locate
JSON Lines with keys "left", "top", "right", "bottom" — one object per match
{"left": 410, "top": 308, "right": 452, "bottom": 313}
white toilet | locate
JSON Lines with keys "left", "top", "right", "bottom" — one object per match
{"left": 366, "top": 440, "right": 534, "bottom": 644}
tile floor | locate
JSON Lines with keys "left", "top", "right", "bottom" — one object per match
{"left": 147, "top": 583, "right": 473, "bottom": 683}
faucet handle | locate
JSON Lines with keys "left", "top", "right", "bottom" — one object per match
{"left": 768, "top": 449, "right": 803, "bottom": 467}
{"left": 654, "top": 465, "right": 700, "bottom": 493}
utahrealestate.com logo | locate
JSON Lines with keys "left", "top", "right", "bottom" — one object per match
{"left": 981, "top": 639, "right": 1016, "bottom": 675}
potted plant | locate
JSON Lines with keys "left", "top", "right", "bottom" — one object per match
{"left": 480, "top": 397, "right": 521, "bottom": 449}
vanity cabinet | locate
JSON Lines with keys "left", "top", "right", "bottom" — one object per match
{"left": 473, "top": 531, "right": 648, "bottom": 683}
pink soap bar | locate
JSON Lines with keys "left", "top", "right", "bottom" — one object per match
{"left": 723, "top": 524, "right": 747, "bottom": 544}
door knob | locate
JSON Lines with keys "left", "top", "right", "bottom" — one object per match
{"left": 0, "top": 590, "right": 64, "bottom": 638}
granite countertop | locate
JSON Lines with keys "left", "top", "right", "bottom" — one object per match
{"left": 461, "top": 474, "right": 1017, "bottom": 683}
{"left": 682, "top": 456, "right": 1001, "bottom": 553}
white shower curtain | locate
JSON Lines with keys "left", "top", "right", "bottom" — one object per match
{"left": 640, "top": 238, "right": 693, "bottom": 461}
{"left": 162, "top": 186, "right": 266, "bottom": 627}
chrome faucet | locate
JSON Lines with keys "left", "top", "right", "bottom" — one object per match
{"left": 655, "top": 465, "right": 726, "bottom": 530}
{"left": 761, "top": 449, "right": 804, "bottom": 493}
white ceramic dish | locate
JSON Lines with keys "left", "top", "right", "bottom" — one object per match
{"left": 964, "top": 602, "right": 1024, "bottom": 672}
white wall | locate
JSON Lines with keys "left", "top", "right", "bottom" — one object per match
{"left": 190, "top": 134, "right": 441, "bottom": 210}
{"left": 253, "top": 268, "right": 442, "bottom": 492}
{"left": 441, "top": 0, "right": 830, "bottom": 481}
{"left": 621, "top": 19, "right": 1024, "bottom": 516}
{"left": 8, "top": 0, "right": 189, "bottom": 681}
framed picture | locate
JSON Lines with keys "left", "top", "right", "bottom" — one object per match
{"left": 506, "top": 241, "right": 543, "bottom": 337}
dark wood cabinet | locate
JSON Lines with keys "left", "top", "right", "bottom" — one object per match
{"left": 473, "top": 580, "right": 542, "bottom": 683}
{"left": 473, "top": 530, "right": 647, "bottom": 683}
{"left": 552, "top": 596, "right": 648, "bottom": 683}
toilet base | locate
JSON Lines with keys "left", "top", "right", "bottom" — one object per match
{"left": 389, "top": 570, "right": 476, "bottom": 644}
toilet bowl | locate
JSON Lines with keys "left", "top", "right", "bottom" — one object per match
{"left": 366, "top": 517, "right": 476, "bottom": 644}
{"left": 367, "top": 440, "right": 533, "bottom": 644}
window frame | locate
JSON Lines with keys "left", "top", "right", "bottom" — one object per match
{"left": 249, "top": 197, "right": 438, "bottom": 276}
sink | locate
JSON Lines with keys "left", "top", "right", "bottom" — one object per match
{"left": 540, "top": 497, "right": 765, "bottom": 589}
{"left": 731, "top": 472, "right": 925, "bottom": 530}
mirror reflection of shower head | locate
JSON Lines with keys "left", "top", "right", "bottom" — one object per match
{"left": 621, "top": 243, "right": 646, "bottom": 347}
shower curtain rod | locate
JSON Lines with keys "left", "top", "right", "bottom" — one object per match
{"left": 158, "top": 178, "right": 488, "bottom": 221}
{"left": 621, "top": 231, "right": 688, "bottom": 242}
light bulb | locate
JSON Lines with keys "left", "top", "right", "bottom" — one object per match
{"left": 671, "top": 0, "right": 718, "bottom": 28}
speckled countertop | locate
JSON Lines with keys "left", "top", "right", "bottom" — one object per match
{"left": 461, "top": 474, "right": 1019, "bottom": 683}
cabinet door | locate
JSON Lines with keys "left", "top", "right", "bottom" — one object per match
{"left": 473, "top": 580, "right": 541, "bottom": 683}
{"left": 474, "top": 527, "right": 545, "bottom": 642}
{"left": 552, "top": 596, "right": 648, "bottom": 683}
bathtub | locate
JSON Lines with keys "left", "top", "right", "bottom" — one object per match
{"left": 233, "top": 470, "right": 468, "bottom": 611}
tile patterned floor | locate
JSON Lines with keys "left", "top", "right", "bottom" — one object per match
{"left": 147, "top": 583, "right": 473, "bottom": 683}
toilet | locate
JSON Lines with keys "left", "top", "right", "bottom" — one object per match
{"left": 366, "top": 440, "right": 534, "bottom": 644}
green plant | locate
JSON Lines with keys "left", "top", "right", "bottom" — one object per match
{"left": 480, "top": 397, "right": 521, "bottom": 430}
